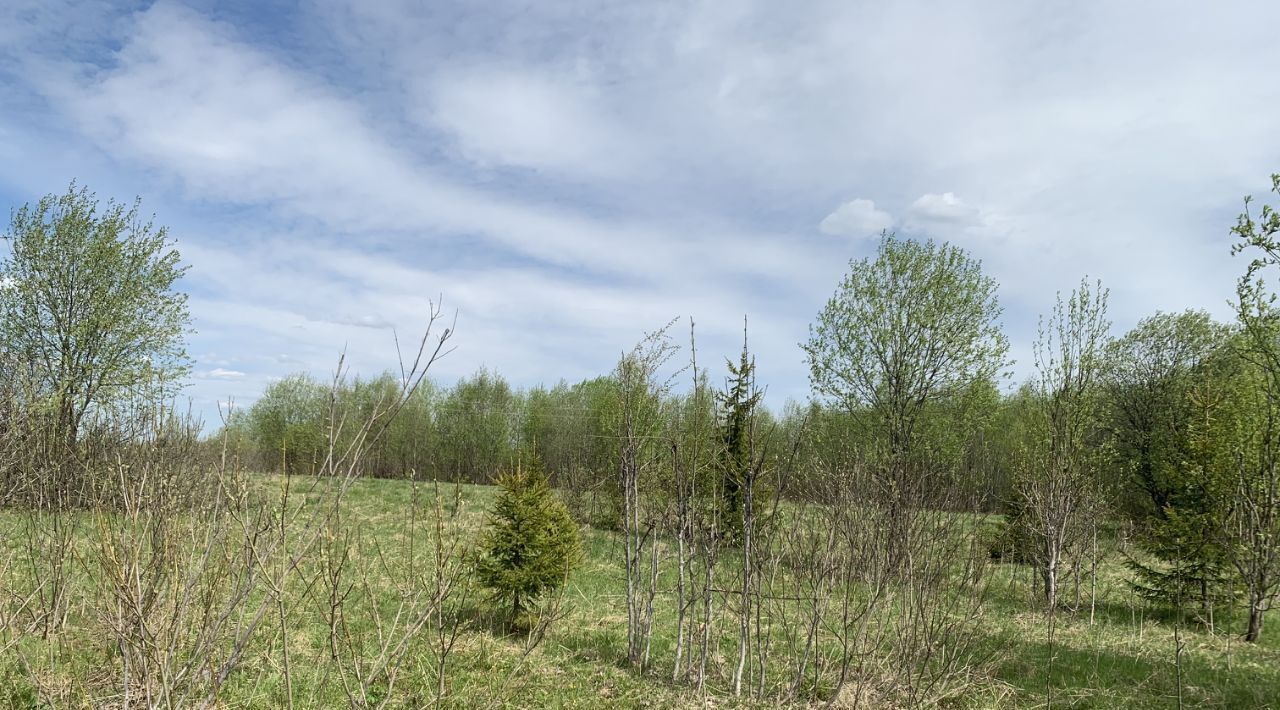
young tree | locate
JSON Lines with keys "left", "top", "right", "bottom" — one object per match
{"left": 718, "top": 321, "right": 767, "bottom": 696}
{"left": 802, "top": 234, "right": 1008, "bottom": 547}
{"left": 1221, "top": 171, "right": 1280, "bottom": 641}
{"left": 0, "top": 182, "right": 191, "bottom": 449}
{"left": 1105, "top": 311, "right": 1232, "bottom": 615}
{"left": 1017, "top": 278, "right": 1110, "bottom": 609}
{"left": 1181, "top": 320, "right": 1280, "bottom": 642}
{"left": 613, "top": 321, "right": 679, "bottom": 669}
{"left": 475, "top": 457, "right": 582, "bottom": 626}
{"left": 1105, "top": 310, "right": 1229, "bottom": 519}
{"left": 718, "top": 319, "right": 764, "bottom": 541}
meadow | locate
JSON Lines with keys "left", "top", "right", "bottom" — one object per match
{"left": 3, "top": 473, "right": 1276, "bottom": 709}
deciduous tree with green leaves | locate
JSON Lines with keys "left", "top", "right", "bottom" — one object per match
{"left": 247, "top": 373, "right": 328, "bottom": 474}
{"left": 1105, "top": 310, "right": 1229, "bottom": 520}
{"left": 0, "top": 182, "right": 191, "bottom": 450}
{"left": 1017, "top": 278, "right": 1111, "bottom": 610}
{"left": 1219, "top": 174, "right": 1280, "bottom": 641}
{"left": 802, "top": 234, "right": 1008, "bottom": 516}
{"left": 1184, "top": 321, "right": 1280, "bottom": 642}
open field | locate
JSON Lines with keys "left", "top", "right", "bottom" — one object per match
{"left": 2, "top": 474, "right": 1277, "bottom": 709}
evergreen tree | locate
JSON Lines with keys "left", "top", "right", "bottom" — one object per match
{"left": 718, "top": 323, "right": 763, "bottom": 541}
{"left": 1103, "top": 311, "right": 1234, "bottom": 616}
{"left": 1123, "top": 352, "right": 1235, "bottom": 620}
{"left": 475, "top": 456, "right": 583, "bottom": 626}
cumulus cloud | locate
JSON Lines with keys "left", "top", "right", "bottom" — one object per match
{"left": 819, "top": 198, "right": 893, "bottom": 237}
{"left": 903, "top": 193, "right": 1016, "bottom": 253}
{"left": 907, "top": 193, "right": 980, "bottom": 225}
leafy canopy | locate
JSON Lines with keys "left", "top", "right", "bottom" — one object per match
{"left": 803, "top": 233, "right": 1008, "bottom": 461}
{"left": 0, "top": 181, "right": 191, "bottom": 443}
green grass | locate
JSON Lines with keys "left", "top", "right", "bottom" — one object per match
{"left": 2, "top": 475, "right": 1279, "bottom": 708}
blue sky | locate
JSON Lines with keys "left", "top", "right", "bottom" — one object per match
{"left": 2, "top": 0, "right": 1279, "bottom": 426}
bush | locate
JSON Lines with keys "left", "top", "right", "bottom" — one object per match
{"left": 987, "top": 501, "right": 1036, "bottom": 564}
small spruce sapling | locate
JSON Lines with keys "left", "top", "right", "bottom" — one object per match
{"left": 475, "top": 456, "right": 582, "bottom": 628}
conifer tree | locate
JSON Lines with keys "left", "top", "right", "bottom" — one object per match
{"left": 718, "top": 320, "right": 763, "bottom": 541}
{"left": 1104, "top": 311, "right": 1234, "bottom": 617}
{"left": 475, "top": 456, "right": 582, "bottom": 626}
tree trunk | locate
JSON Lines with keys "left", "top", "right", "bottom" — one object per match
{"left": 1246, "top": 595, "right": 1265, "bottom": 642}
{"left": 733, "top": 474, "right": 753, "bottom": 697}
{"left": 1043, "top": 544, "right": 1060, "bottom": 609}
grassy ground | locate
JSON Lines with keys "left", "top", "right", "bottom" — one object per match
{"left": 2, "top": 475, "right": 1279, "bottom": 708}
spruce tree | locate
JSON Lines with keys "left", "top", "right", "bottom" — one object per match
{"left": 718, "top": 321, "right": 763, "bottom": 541}
{"left": 1104, "top": 311, "right": 1234, "bottom": 617}
{"left": 475, "top": 456, "right": 582, "bottom": 626}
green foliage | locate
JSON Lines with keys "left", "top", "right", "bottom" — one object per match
{"left": 10, "top": 474, "right": 1280, "bottom": 707}
{"left": 475, "top": 457, "right": 583, "bottom": 625}
{"left": 1104, "top": 310, "right": 1229, "bottom": 521}
{"left": 1126, "top": 507, "right": 1235, "bottom": 617}
{"left": 802, "top": 234, "right": 1008, "bottom": 491}
{"left": 247, "top": 374, "right": 328, "bottom": 474}
{"left": 1014, "top": 278, "right": 1111, "bottom": 607}
{"left": 0, "top": 181, "right": 191, "bottom": 446}
{"left": 915, "top": 375, "right": 1005, "bottom": 505}
{"left": 1032, "top": 279, "right": 1111, "bottom": 454}
{"left": 434, "top": 368, "right": 517, "bottom": 482}
{"left": 374, "top": 374, "right": 436, "bottom": 477}
{"left": 1104, "top": 310, "right": 1234, "bottom": 613}
{"left": 522, "top": 376, "right": 621, "bottom": 527}
{"left": 1200, "top": 310, "right": 1280, "bottom": 640}
{"left": 1230, "top": 173, "right": 1280, "bottom": 281}
{"left": 988, "top": 495, "right": 1038, "bottom": 564}
{"left": 1223, "top": 172, "right": 1280, "bottom": 641}
{"left": 974, "top": 383, "right": 1038, "bottom": 511}
{"left": 716, "top": 329, "right": 764, "bottom": 540}
{"left": 520, "top": 378, "right": 618, "bottom": 480}
{"left": 231, "top": 366, "right": 633, "bottom": 488}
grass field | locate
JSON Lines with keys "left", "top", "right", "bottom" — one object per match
{"left": 2, "top": 475, "right": 1278, "bottom": 708}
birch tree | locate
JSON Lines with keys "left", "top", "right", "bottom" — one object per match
{"left": 1018, "top": 278, "right": 1110, "bottom": 609}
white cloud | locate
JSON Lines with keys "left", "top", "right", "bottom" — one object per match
{"left": 425, "top": 69, "right": 645, "bottom": 179}
{"left": 206, "top": 368, "right": 246, "bottom": 379}
{"left": 818, "top": 198, "right": 892, "bottom": 237}
{"left": 28, "top": 4, "right": 818, "bottom": 287}
{"left": 902, "top": 192, "right": 1017, "bottom": 254}
{"left": 907, "top": 193, "right": 980, "bottom": 225}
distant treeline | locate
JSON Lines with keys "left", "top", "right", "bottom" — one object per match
{"left": 220, "top": 366, "right": 1021, "bottom": 509}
